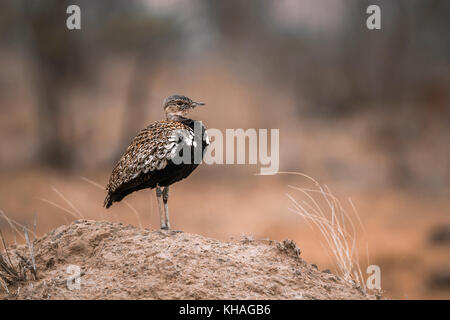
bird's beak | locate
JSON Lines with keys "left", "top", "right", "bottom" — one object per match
{"left": 191, "top": 101, "right": 205, "bottom": 107}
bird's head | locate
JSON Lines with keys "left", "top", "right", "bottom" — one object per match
{"left": 163, "top": 95, "right": 205, "bottom": 120}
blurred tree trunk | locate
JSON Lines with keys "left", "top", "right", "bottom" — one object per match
{"left": 35, "top": 73, "right": 67, "bottom": 168}
{"left": 24, "top": 0, "right": 87, "bottom": 169}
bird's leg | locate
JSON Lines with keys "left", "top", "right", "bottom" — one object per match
{"left": 156, "top": 186, "right": 167, "bottom": 230}
{"left": 162, "top": 186, "right": 170, "bottom": 229}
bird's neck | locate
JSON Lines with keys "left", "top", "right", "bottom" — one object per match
{"left": 166, "top": 113, "right": 191, "bottom": 123}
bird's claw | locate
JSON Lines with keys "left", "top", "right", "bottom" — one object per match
{"left": 159, "top": 227, "right": 183, "bottom": 234}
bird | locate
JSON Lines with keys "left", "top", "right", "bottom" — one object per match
{"left": 104, "top": 95, "right": 209, "bottom": 230}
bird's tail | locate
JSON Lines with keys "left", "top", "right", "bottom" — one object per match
{"left": 104, "top": 193, "right": 113, "bottom": 209}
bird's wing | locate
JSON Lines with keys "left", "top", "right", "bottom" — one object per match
{"left": 106, "top": 121, "right": 194, "bottom": 193}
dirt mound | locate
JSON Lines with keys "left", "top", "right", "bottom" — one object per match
{"left": 1, "top": 220, "right": 375, "bottom": 299}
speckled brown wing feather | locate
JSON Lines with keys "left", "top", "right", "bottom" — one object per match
{"left": 104, "top": 120, "right": 195, "bottom": 207}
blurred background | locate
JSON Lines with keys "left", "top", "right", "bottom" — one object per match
{"left": 0, "top": 0, "right": 449, "bottom": 299}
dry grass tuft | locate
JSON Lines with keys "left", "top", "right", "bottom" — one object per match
{"left": 258, "top": 171, "right": 369, "bottom": 292}
{"left": 285, "top": 172, "right": 367, "bottom": 291}
{"left": 0, "top": 227, "right": 37, "bottom": 294}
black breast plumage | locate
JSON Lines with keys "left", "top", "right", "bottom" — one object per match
{"left": 104, "top": 119, "right": 209, "bottom": 208}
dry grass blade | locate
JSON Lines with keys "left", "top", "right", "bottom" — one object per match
{"left": 123, "top": 201, "right": 143, "bottom": 229}
{"left": 0, "top": 209, "right": 24, "bottom": 241}
{"left": 23, "top": 227, "right": 37, "bottom": 279}
{"left": 51, "top": 186, "right": 84, "bottom": 219}
{"left": 0, "top": 209, "right": 37, "bottom": 240}
{"left": 80, "top": 176, "right": 104, "bottom": 190}
{"left": 38, "top": 197, "right": 80, "bottom": 219}
{"left": 0, "top": 276, "right": 9, "bottom": 293}
{"left": 0, "top": 231, "right": 19, "bottom": 285}
{"left": 33, "top": 213, "right": 38, "bottom": 239}
{"left": 0, "top": 230, "right": 14, "bottom": 269}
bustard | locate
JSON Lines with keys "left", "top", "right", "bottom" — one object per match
{"left": 104, "top": 95, "right": 209, "bottom": 230}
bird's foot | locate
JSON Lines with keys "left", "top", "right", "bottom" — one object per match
{"left": 159, "top": 226, "right": 183, "bottom": 234}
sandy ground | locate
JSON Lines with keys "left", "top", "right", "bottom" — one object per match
{"left": 0, "top": 220, "right": 377, "bottom": 300}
